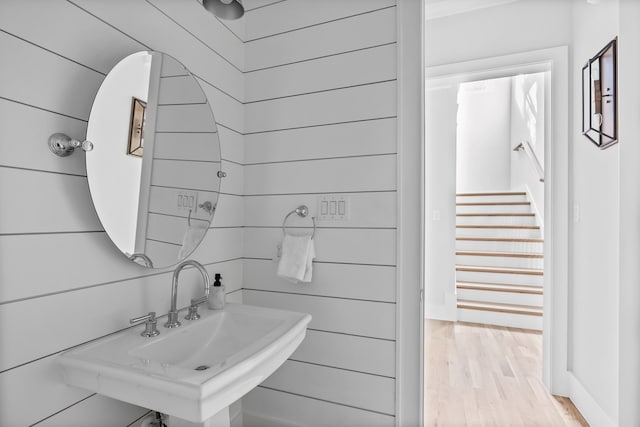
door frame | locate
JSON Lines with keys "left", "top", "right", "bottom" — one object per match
{"left": 422, "top": 46, "right": 570, "bottom": 394}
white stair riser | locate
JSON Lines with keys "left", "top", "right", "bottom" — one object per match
{"left": 455, "top": 191, "right": 544, "bottom": 330}
{"left": 456, "top": 194, "right": 527, "bottom": 203}
{"left": 456, "top": 240, "right": 543, "bottom": 253}
{"left": 457, "top": 288, "right": 543, "bottom": 306}
{"left": 456, "top": 270, "right": 543, "bottom": 286}
{"left": 456, "top": 255, "right": 543, "bottom": 269}
{"left": 456, "top": 204, "right": 532, "bottom": 214}
{"left": 457, "top": 308, "right": 542, "bottom": 330}
{"left": 456, "top": 216, "right": 537, "bottom": 226}
{"left": 456, "top": 227, "right": 541, "bottom": 238}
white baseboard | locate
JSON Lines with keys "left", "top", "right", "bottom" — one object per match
{"left": 569, "top": 372, "right": 617, "bottom": 427}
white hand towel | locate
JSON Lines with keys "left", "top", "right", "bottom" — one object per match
{"left": 277, "top": 234, "right": 316, "bottom": 283}
{"left": 178, "top": 221, "right": 208, "bottom": 259}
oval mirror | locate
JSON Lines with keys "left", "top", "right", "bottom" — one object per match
{"left": 86, "top": 51, "right": 221, "bottom": 268}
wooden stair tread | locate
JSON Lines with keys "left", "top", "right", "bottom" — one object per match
{"left": 457, "top": 237, "right": 543, "bottom": 243}
{"left": 457, "top": 300, "right": 543, "bottom": 316}
{"left": 456, "top": 265, "right": 544, "bottom": 276}
{"left": 456, "top": 201, "right": 531, "bottom": 206}
{"left": 456, "top": 192, "right": 527, "bottom": 197}
{"left": 456, "top": 281, "right": 543, "bottom": 294}
{"left": 457, "top": 225, "right": 540, "bottom": 229}
{"left": 457, "top": 250, "right": 543, "bottom": 259}
{"left": 457, "top": 213, "right": 535, "bottom": 217}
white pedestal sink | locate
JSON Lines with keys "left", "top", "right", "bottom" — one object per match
{"left": 57, "top": 304, "right": 311, "bottom": 425}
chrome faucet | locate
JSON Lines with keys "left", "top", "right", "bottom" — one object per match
{"left": 164, "top": 260, "right": 211, "bottom": 328}
{"left": 128, "top": 252, "right": 154, "bottom": 268}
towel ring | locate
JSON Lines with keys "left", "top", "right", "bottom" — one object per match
{"left": 282, "top": 205, "right": 316, "bottom": 239}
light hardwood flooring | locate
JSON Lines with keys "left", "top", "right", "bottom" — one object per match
{"left": 425, "top": 320, "right": 589, "bottom": 426}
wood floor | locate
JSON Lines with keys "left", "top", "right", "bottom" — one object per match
{"left": 424, "top": 320, "right": 589, "bottom": 426}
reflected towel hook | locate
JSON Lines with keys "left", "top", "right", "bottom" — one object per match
{"left": 282, "top": 205, "right": 316, "bottom": 239}
{"left": 188, "top": 201, "right": 215, "bottom": 226}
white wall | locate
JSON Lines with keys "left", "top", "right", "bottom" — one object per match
{"left": 510, "top": 72, "right": 546, "bottom": 222}
{"left": 0, "top": 0, "right": 244, "bottom": 425}
{"left": 144, "top": 57, "right": 221, "bottom": 266}
{"left": 85, "top": 51, "right": 151, "bottom": 256}
{"left": 0, "top": 1, "right": 420, "bottom": 425}
{"left": 510, "top": 73, "right": 545, "bottom": 165}
{"left": 240, "top": 1, "right": 399, "bottom": 425}
{"left": 425, "top": 0, "right": 573, "bottom": 67}
{"left": 456, "top": 77, "right": 512, "bottom": 192}
{"left": 424, "top": 83, "right": 457, "bottom": 321}
{"left": 427, "top": 0, "right": 625, "bottom": 424}
{"left": 617, "top": 1, "right": 640, "bottom": 425}
{"left": 570, "top": 0, "right": 619, "bottom": 423}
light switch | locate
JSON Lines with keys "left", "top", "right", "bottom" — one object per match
{"left": 317, "top": 195, "right": 350, "bottom": 221}
{"left": 177, "top": 191, "right": 198, "bottom": 211}
{"left": 321, "top": 201, "right": 328, "bottom": 215}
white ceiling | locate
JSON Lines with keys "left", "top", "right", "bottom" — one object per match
{"left": 425, "top": 0, "right": 521, "bottom": 20}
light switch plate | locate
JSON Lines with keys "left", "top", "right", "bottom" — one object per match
{"left": 177, "top": 191, "right": 198, "bottom": 212}
{"left": 317, "top": 195, "right": 350, "bottom": 221}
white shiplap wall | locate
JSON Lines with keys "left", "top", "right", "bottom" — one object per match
{"left": 145, "top": 58, "right": 222, "bottom": 264}
{"left": 0, "top": 0, "right": 244, "bottom": 425}
{"left": 240, "top": 1, "right": 398, "bottom": 425}
{"left": 1, "top": 0, "right": 402, "bottom": 425}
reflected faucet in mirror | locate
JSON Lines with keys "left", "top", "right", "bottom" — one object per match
{"left": 127, "top": 253, "right": 154, "bottom": 268}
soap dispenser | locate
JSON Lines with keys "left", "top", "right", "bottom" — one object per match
{"left": 208, "top": 273, "right": 225, "bottom": 309}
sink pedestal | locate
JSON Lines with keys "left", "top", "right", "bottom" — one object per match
{"left": 168, "top": 407, "right": 230, "bottom": 427}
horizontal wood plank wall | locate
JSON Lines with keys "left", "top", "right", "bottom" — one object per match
{"left": 146, "top": 64, "right": 222, "bottom": 263}
{"left": 0, "top": 0, "right": 244, "bottom": 425}
{"left": 241, "top": 1, "right": 398, "bottom": 425}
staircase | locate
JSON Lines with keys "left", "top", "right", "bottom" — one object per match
{"left": 455, "top": 191, "right": 543, "bottom": 330}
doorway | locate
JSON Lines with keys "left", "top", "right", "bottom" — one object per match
{"left": 422, "top": 46, "right": 571, "bottom": 424}
{"left": 455, "top": 72, "right": 546, "bottom": 330}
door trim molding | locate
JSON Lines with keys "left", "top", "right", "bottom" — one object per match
{"left": 424, "top": 45, "right": 570, "bottom": 395}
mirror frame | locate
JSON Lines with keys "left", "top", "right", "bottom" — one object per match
{"left": 85, "top": 51, "right": 222, "bottom": 269}
{"left": 582, "top": 38, "right": 617, "bottom": 149}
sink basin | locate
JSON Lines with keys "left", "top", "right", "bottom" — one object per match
{"left": 57, "top": 303, "right": 311, "bottom": 423}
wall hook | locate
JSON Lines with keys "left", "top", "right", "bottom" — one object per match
{"left": 48, "top": 133, "right": 94, "bottom": 157}
{"left": 187, "top": 201, "right": 215, "bottom": 226}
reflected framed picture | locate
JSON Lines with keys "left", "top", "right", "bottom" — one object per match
{"left": 582, "top": 38, "right": 617, "bottom": 149}
{"left": 127, "top": 97, "right": 146, "bottom": 157}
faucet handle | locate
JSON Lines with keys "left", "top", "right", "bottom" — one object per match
{"left": 129, "top": 312, "right": 160, "bottom": 337}
{"left": 185, "top": 296, "right": 207, "bottom": 321}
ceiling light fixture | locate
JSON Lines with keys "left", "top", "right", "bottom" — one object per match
{"left": 202, "top": 0, "right": 244, "bottom": 20}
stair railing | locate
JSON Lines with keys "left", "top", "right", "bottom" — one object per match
{"left": 513, "top": 140, "right": 544, "bottom": 183}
